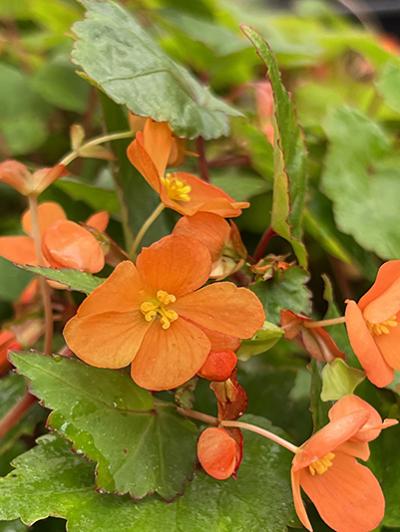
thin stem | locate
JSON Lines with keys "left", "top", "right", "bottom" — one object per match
{"left": 28, "top": 195, "right": 53, "bottom": 355}
{"left": 196, "top": 137, "right": 210, "bottom": 182}
{"left": 304, "top": 316, "right": 346, "bottom": 329}
{"left": 0, "top": 392, "right": 36, "bottom": 438}
{"left": 60, "top": 130, "right": 133, "bottom": 166}
{"left": 222, "top": 420, "right": 299, "bottom": 453}
{"left": 177, "top": 407, "right": 218, "bottom": 426}
{"left": 129, "top": 203, "right": 165, "bottom": 257}
{"left": 252, "top": 227, "right": 276, "bottom": 262}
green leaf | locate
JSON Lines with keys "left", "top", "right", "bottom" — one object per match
{"left": 211, "top": 172, "right": 270, "bottom": 201}
{"left": 242, "top": 26, "right": 308, "bottom": 267}
{"left": 320, "top": 358, "right": 365, "bottom": 402}
{"left": 0, "top": 258, "right": 32, "bottom": 302}
{"left": 237, "top": 321, "right": 284, "bottom": 360}
{"left": 0, "top": 419, "right": 294, "bottom": 531}
{"left": 71, "top": 0, "right": 241, "bottom": 139}
{"left": 17, "top": 265, "right": 103, "bottom": 295}
{"left": 251, "top": 266, "right": 312, "bottom": 324}
{"left": 54, "top": 179, "right": 120, "bottom": 214}
{"left": 376, "top": 59, "right": 400, "bottom": 114}
{"left": 11, "top": 352, "right": 198, "bottom": 500}
{"left": 322, "top": 106, "right": 400, "bottom": 259}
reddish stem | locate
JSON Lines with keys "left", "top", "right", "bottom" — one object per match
{"left": 252, "top": 227, "right": 276, "bottom": 262}
{"left": 0, "top": 392, "right": 36, "bottom": 438}
{"left": 196, "top": 137, "right": 210, "bottom": 182}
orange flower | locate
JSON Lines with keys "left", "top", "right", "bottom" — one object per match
{"left": 0, "top": 202, "right": 108, "bottom": 273}
{"left": 127, "top": 119, "right": 248, "bottom": 217}
{"left": 345, "top": 260, "right": 400, "bottom": 387}
{"left": 64, "top": 235, "right": 264, "bottom": 391}
{"left": 198, "top": 350, "right": 238, "bottom": 381}
{"left": 0, "top": 160, "right": 66, "bottom": 196}
{"left": 197, "top": 427, "right": 242, "bottom": 480}
{"left": 292, "top": 395, "right": 397, "bottom": 532}
{"left": 281, "top": 309, "right": 344, "bottom": 362}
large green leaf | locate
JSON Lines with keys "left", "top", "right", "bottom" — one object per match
{"left": 0, "top": 419, "right": 294, "bottom": 531}
{"left": 11, "top": 352, "right": 198, "bottom": 500}
{"left": 17, "top": 265, "right": 103, "bottom": 295}
{"left": 251, "top": 266, "right": 312, "bottom": 324}
{"left": 322, "top": 106, "right": 400, "bottom": 259}
{"left": 376, "top": 59, "right": 400, "bottom": 114}
{"left": 242, "top": 26, "right": 308, "bottom": 267}
{"left": 0, "top": 258, "right": 32, "bottom": 302}
{"left": 54, "top": 179, "right": 120, "bottom": 214}
{"left": 71, "top": 0, "right": 241, "bottom": 140}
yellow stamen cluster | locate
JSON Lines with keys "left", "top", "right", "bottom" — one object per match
{"left": 160, "top": 173, "right": 191, "bottom": 202}
{"left": 367, "top": 315, "right": 398, "bottom": 336}
{"left": 140, "top": 290, "right": 178, "bottom": 330}
{"left": 308, "top": 452, "right": 335, "bottom": 476}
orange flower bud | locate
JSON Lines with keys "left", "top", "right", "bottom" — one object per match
{"left": 197, "top": 427, "right": 242, "bottom": 480}
{"left": 0, "top": 160, "right": 66, "bottom": 197}
{"left": 198, "top": 350, "right": 237, "bottom": 381}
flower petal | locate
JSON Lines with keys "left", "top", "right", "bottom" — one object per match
{"left": 126, "top": 133, "right": 161, "bottom": 193}
{"left": 293, "top": 411, "right": 369, "bottom": 472}
{"left": 76, "top": 261, "right": 144, "bottom": 318}
{"left": 363, "top": 276, "right": 400, "bottom": 323}
{"left": 173, "top": 213, "right": 231, "bottom": 262}
{"left": 161, "top": 172, "right": 249, "bottom": 217}
{"left": 0, "top": 160, "right": 31, "bottom": 195}
{"left": 174, "top": 282, "right": 265, "bottom": 339}
{"left": 197, "top": 427, "right": 238, "bottom": 480}
{"left": 31, "top": 164, "right": 66, "bottom": 195}
{"left": 336, "top": 440, "right": 370, "bottom": 461}
{"left": 198, "top": 325, "right": 241, "bottom": 351}
{"left": 291, "top": 469, "right": 312, "bottom": 531}
{"left": 359, "top": 260, "right": 400, "bottom": 310}
{"left": 0, "top": 236, "right": 37, "bottom": 265}
{"left": 22, "top": 201, "right": 66, "bottom": 236}
{"left": 64, "top": 310, "right": 149, "bottom": 368}
{"left": 136, "top": 235, "right": 211, "bottom": 297}
{"left": 142, "top": 119, "right": 172, "bottom": 177}
{"left": 375, "top": 314, "right": 400, "bottom": 370}
{"left": 130, "top": 318, "right": 210, "bottom": 391}
{"left": 86, "top": 211, "right": 109, "bottom": 232}
{"left": 345, "top": 300, "right": 393, "bottom": 386}
{"left": 299, "top": 452, "right": 385, "bottom": 532}
{"left": 42, "top": 220, "right": 104, "bottom": 273}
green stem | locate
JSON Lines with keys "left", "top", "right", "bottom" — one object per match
{"left": 60, "top": 130, "right": 133, "bottom": 166}
{"left": 129, "top": 203, "right": 165, "bottom": 257}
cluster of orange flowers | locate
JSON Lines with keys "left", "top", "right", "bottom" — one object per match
{"left": 1, "top": 118, "right": 400, "bottom": 532}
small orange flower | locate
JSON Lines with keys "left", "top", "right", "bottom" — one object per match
{"left": 292, "top": 395, "right": 397, "bottom": 532}
{"left": 197, "top": 427, "right": 242, "bottom": 480}
{"left": 345, "top": 260, "right": 400, "bottom": 387}
{"left": 0, "top": 202, "right": 108, "bottom": 273}
{"left": 64, "top": 235, "right": 264, "bottom": 391}
{"left": 127, "top": 119, "right": 249, "bottom": 217}
{"left": 281, "top": 309, "right": 344, "bottom": 362}
{"left": 0, "top": 160, "right": 66, "bottom": 196}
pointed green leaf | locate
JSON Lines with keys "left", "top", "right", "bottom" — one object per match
{"left": 71, "top": 0, "right": 241, "bottom": 139}
{"left": 242, "top": 26, "right": 308, "bottom": 267}
{"left": 237, "top": 321, "right": 284, "bottom": 360}
{"left": 321, "top": 358, "right": 365, "bottom": 402}
{"left": 11, "top": 352, "right": 197, "bottom": 500}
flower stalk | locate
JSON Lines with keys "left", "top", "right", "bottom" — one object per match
{"left": 303, "top": 316, "right": 346, "bottom": 329}
{"left": 129, "top": 202, "right": 165, "bottom": 257}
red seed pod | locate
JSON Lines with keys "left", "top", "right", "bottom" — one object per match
{"left": 198, "top": 350, "right": 237, "bottom": 381}
{"left": 197, "top": 427, "right": 241, "bottom": 480}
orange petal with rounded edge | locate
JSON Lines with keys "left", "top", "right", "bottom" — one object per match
{"left": 143, "top": 119, "right": 172, "bottom": 177}
{"left": 22, "top": 202, "right": 66, "bottom": 237}
{"left": 32, "top": 164, "right": 66, "bottom": 194}
{"left": 86, "top": 211, "right": 109, "bottom": 232}
{"left": 299, "top": 452, "right": 385, "bottom": 532}
{"left": 363, "top": 276, "right": 400, "bottom": 323}
{"left": 64, "top": 310, "right": 150, "bottom": 368}
{"left": 375, "top": 319, "right": 400, "bottom": 370}
{"left": 291, "top": 469, "right": 312, "bottom": 532}
{"left": 173, "top": 213, "right": 230, "bottom": 262}
{"left": 175, "top": 282, "right": 265, "bottom": 339}
{"left": 127, "top": 133, "right": 161, "bottom": 193}
{"left": 0, "top": 160, "right": 31, "bottom": 195}
{"left": 345, "top": 300, "right": 393, "bottom": 386}
{"left": 161, "top": 172, "right": 249, "bottom": 217}
{"left": 42, "top": 220, "right": 104, "bottom": 273}
{"left": 292, "top": 410, "right": 369, "bottom": 472}
{"left": 198, "top": 350, "right": 237, "bottom": 381}
{"left": 336, "top": 440, "right": 371, "bottom": 461}
{"left": 136, "top": 235, "right": 211, "bottom": 297}
{"left": 75, "top": 261, "right": 144, "bottom": 318}
{"left": 198, "top": 326, "right": 241, "bottom": 352}
{"left": 130, "top": 318, "right": 210, "bottom": 391}
{"left": 359, "top": 260, "right": 400, "bottom": 310}
{"left": 197, "top": 427, "right": 238, "bottom": 480}
{"left": 0, "top": 236, "right": 37, "bottom": 265}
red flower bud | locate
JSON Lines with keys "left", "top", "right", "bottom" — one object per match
{"left": 198, "top": 350, "right": 237, "bottom": 381}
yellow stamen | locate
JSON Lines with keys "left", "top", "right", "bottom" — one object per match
{"left": 140, "top": 290, "right": 178, "bottom": 330}
{"left": 367, "top": 315, "right": 398, "bottom": 336}
{"left": 308, "top": 452, "right": 335, "bottom": 476}
{"left": 160, "top": 173, "right": 191, "bottom": 202}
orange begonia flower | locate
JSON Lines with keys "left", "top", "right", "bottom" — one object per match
{"left": 281, "top": 309, "right": 344, "bottom": 362}
{"left": 197, "top": 427, "right": 242, "bottom": 480}
{"left": 345, "top": 260, "right": 400, "bottom": 387}
{"left": 0, "top": 202, "right": 108, "bottom": 273}
{"left": 64, "top": 235, "right": 264, "bottom": 391}
{"left": 0, "top": 160, "right": 66, "bottom": 197}
{"left": 292, "top": 395, "right": 397, "bottom": 532}
{"left": 198, "top": 350, "right": 238, "bottom": 382}
{"left": 127, "top": 119, "right": 249, "bottom": 217}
